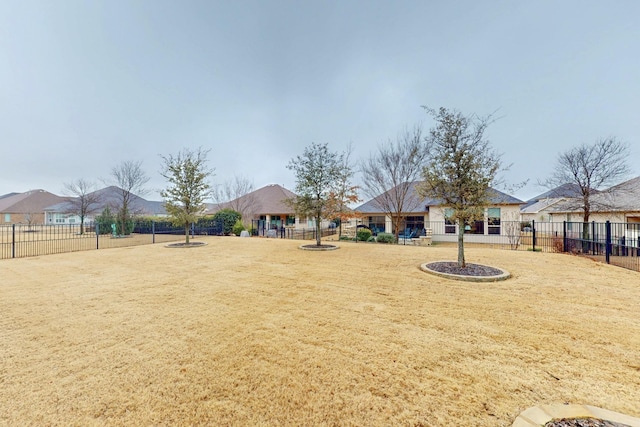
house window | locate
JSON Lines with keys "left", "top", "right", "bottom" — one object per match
{"left": 488, "top": 208, "right": 501, "bottom": 235}
{"left": 444, "top": 208, "right": 456, "bottom": 234}
{"left": 285, "top": 215, "right": 295, "bottom": 226}
{"left": 4, "top": 214, "right": 10, "bottom": 223}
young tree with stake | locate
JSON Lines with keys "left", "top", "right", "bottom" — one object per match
{"left": 160, "top": 147, "right": 214, "bottom": 244}
{"left": 287, "top": 142, "right": 344, "bottom": 247}
{"left": 418, "top": 107, "right": 502, "bottom": 268}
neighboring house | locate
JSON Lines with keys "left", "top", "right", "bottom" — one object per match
{"left": 521, "top": 183, "right": 585, "bottom": 209}
{"left": 43, "top": 186, "right": 167, "bottom": 225}
{"left": 520, "top": 183, "right": 587, "bottom": 223}
{"left": 355, "top": 181, "right": 523, "bottom": 241}
{"left": 521, "top": 197, "right": 568, "bottom": 223}
{"left": 521, "top": 177, "right": 640, "bottom": 225}
{"left": 208, "top": 184, "right": 297, "bottom": 228}
{"left": 207, "top": 183, "right": 332, "bottom": 230}
{"left": 0, "top": 190, "right": 66, "bottom": 225}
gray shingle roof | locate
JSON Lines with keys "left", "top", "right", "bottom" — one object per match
{"left": 530, "top": 176, "right": 640, "bottom": 214}
{"left": 0, "top": 190, "right": 65, "bottom": 213}
{"left": 356, "top": 181, "right": 523, "bottom": 214}
{"left": 44, "top": 186, "right": 167, "bottom": 216}
{"left": 520, "top": 197, "right": 566, "bottom": 214}
{"left": 209, "top": 184, "right": 296, "bottom": 215}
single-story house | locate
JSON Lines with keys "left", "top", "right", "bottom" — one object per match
{"left": 0, "top": 190, "right": 66, "bottom": 225}
{"left": 521, "top": 177, "right": 640, "bottom": 225}
{"left": 207, "top": 183, "right": 333, "bottom": 230}
{"left": 355, "top": 181, "right": 524, "bottom": 242}
{"left": 43, "top": 186, "right": 167, "bottom": 225}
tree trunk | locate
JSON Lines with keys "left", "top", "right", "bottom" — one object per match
{"left": 457, "top": 221, "right": 466, "bottom": 267}
{"left": 315, "top": 213, "right": 322, "bottom": 246}
{"left": 582, "top": 211, "right": 590, "bottom": 253}
{"left": 393, "top": 216, "right": 402, "bottom": 242}
{"left": 185, "top": 223, "right": 190, "bottom": 244}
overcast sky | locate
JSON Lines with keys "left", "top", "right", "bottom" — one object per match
{"left": 1, "top": 0, "right": 638, "bottom": 202}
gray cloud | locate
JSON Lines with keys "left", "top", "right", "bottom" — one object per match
{"left": 1, "top": 0, "right": 638, "bottom": 201}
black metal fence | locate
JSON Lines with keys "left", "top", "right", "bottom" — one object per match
{"left": 412, "top": 220, "right": 640, "bottom": 272}
{"left": 2, "top": 218, "right": 638, "bottom": 272}
{"left": 251, "top": 220, "right": 337, "bottom": 240}
{"left": 133, "top": 218, "right": 225, "bottom": 240}
{"left": 0, "top": 219, "right": 226, "bottom": 260}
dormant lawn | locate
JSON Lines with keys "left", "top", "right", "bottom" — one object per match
{"left": 1, "top": 237, "right": 638, "bottom": 426}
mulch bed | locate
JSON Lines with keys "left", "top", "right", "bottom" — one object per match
{"left": 545, "top": 417, "right": 631, "bottom": 427}
{"left": 426, "top": 261, "right": 503, "bottom": 277}
{"left": 301, "top": 244, "right": 337, "bottom": 249}
{"left": 165, "top": 242, "right": 207, "bottom": 248}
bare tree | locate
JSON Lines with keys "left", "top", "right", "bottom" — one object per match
{"left": 543, "top": 137, "right": 630, "bottom": 223}
{"left": 23, "top": 212, "right": 37, "bottom": 231}
{"left": 63, "top": 179, "right": 102, "bottom": 234}
{"left": 360, "top": 126, "right": 429, "bottom": 240}
{"left": 107, "top": 160, "right": 150, "bottom": 236}
{"left": 502, "top": 211, "right": 522, "bottom": 250}
{"left": 213, "top": 175, "right": 256, "bottom": 223}
{"left": 418, "top": 107, "right": 501, "bottom": 267}
{"left": 160, "top": 147, "right": 213, "bottom": 244}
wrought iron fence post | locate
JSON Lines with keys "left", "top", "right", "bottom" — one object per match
{"left": 605, "top": 221, "right": 611, "bottom": 264}
{"left": 563, "top": 221, "right": 567, "bottom": 253}
{"left": 12, "top": 224, "right": 15, "bottom": 258}
{"left": 532, "top": 220, "right": 536, "bottom": 252}
{"left": 591, "top": 221, "right": 596, "bottom": 255}
{"left": 96, "top": 222, "right": 99, "bottom": 249}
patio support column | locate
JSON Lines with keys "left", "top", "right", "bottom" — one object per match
{"left": 385, "top": 215, "right": 392, "bottom": 234}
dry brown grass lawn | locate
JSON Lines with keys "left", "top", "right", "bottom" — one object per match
{"left": 1, "top": 237, "right": 639, "bottom": 426}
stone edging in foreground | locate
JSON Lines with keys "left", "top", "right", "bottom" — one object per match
{"left": 512, "top": 404, "right": 640, "bottom": 427}
{"left": 420, "top": 261, "right": 510, "bottom": 282}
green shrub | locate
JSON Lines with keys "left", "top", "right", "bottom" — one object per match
{"left": 212, "top": 209, "right": 242, "bottom": 235}
{"left": 232, "top": 220, "right": 246, "bottom": 236}
{"left": 339, "top": 235, "right": 353, "bottom": 241}
{"left": 95, "top": 207, "right": 116, "bottom": 235}
{"left": 367, "top": 236, "right": 376, "bottom": 242}
{"left": 356, "top": 228, "right": 372, "bottom": 242}
{"left": 376, "top": 232, "right": 396, "bottom": 244}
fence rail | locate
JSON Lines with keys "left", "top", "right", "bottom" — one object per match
{"left": 0, "top": 220, "right": 218, "bottom": 260}
{"left": 251, "top": 220, "right": 337, "bottom": 240}
{"left": 2, "top": 220, "right": 638, "bottom": 272}
{"left": 406, "top": 220, "right": 639, "bottom": 272}
{"left": 1, "top": 220, "right": 339, "bottom": 260}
